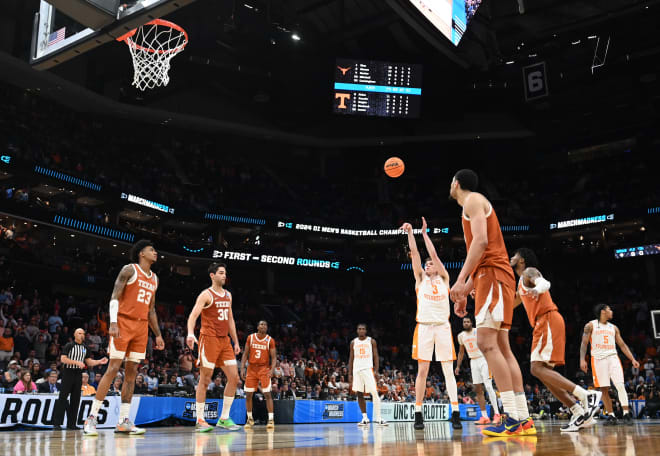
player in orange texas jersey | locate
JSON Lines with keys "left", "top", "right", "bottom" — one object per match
{"left": 187, "top": 263, "right": 241, "bottom": 433}
{"left": 240, "top": 320, "right": 277, "bottom": 430}
{"left": 449, "top": 169, "right": 533, "bottom": 437}
{"left": 84, "top": 239, "right": 165, "bottom": 436}
{"left": 511, "top": 248, "right": 602, "bottom": 432}
{"left": 580, "top": 303, "right": 639, "bottom": 425}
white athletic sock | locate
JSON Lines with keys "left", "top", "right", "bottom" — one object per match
{"left": 268, "top": 413, "right": 274, "bottom": 421}
{"left": 247, "top": 411, "right": 253, "bottom": 420}
{"left": 362, "top": 412, "right": 368, "bottom": 420}
{"left": 500, "top": 391, "right": 518, "bottom": 420}
{"left": 90, "top": 399, "right": 103, "bottom": 418}
{"left": 415, "top": 404, "right": 422, "bottom": 413}
{"left": 119, "top": 403, "right": 131, "bottom": 422}
{"left": 481, "top": 409, "right": 488, "bottom": 416}
{"left": 196, "top": 403, "right": 206, "bottom": 422}
{"left": 570, "top": 404, "right": 585, "bottom": 416}
{"left": 515, "top": 392, "right": 530, "bottom": 420}
{"left": 484, "top": 380, "right": 500, "bottom": 415}
{"left": 441, "top": 361, "right": 459, "bottom": 408}
{"left": 220, "top": 396, "right": 234, "bottom": 420}
{"left": 572, "top": 385, "right": 589, "bottom": 404}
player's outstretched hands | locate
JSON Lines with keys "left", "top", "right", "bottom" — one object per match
{"left": 154, "top": 335, "right": 165, "bottom": 351}
{"left": 399, "top": 222, "right": 413, "bottom": 233}
{"left": 421, "top": 217, "right": 427, "bottom": 232}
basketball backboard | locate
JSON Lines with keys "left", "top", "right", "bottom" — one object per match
{"left": 30, "top": 0, "right": 196, "bottom": 70}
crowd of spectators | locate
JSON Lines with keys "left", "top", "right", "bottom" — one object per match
{"left": 0, "top": 242, "right": 658, "bottom": 419}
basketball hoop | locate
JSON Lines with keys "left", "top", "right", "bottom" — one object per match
{"left": 117, "top": 19, "right": 188, "bottom": 91}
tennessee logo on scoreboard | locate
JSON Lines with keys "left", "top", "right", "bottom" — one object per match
{"left": 335, "top": 93, "right": 351, "bottom": 109}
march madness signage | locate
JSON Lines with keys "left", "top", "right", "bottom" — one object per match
{"left": 182, "top": 401, "right": 219, "bottom": 421}
{"left": 380, "top": 403, "right": 450, "bottom": 422}
{"left": 322, "top": 403, "right": 344, "bottom": 420}
{"left": 0, "top": 394, "right": 137, "bottom": 428}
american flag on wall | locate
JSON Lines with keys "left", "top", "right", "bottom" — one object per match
{"left": 47, "top": 27, "right": 66, "bottom": 46}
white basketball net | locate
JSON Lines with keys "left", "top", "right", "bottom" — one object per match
{"left": 123, "top": 21, "right": 188, "bottom": 91}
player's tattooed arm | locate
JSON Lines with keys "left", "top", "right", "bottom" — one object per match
{"left": 579, "top": 321, "right": 593, "bottom": 372}
{"left": 110, "top": 264, "right": 135, "bottom": 301}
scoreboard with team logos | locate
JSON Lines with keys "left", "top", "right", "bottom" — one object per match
{"left": 333, "top": 58, "right": 423, "bottom": 118}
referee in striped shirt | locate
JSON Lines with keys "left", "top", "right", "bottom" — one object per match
{"left": 53, "top": 328, "right": 108, "bottom": 430}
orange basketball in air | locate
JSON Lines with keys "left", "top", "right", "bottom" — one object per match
{"left": 384, "top": 157, "right": 405, "bottom": 178}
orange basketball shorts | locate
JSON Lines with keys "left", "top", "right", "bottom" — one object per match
{"left": 245, "top": 364, "right": 272, "bottom": 392}
{"left": 197, "top": 335, "right": 236, "bottom": 369}
{"left": 530, "top": 310, "right": 566, "bottom": 367}
{"left": 109, "top": 317, "right": 148, "bottom": 362}
{"left": 473, "top": 267, "right": 515, "bottom": 331}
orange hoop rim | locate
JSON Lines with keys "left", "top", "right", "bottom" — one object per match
{"left": 116, "top": 18, "right": 188, "bottom": 55}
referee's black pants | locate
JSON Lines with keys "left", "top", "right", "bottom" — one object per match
{"left": 53, "top": 369, "right": 82, "bottom": 428}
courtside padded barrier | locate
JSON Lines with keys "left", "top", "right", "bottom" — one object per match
{"left": 2, "top": 395, "right": 641, "bottom": 428}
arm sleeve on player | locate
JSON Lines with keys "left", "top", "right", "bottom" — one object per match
{"left": 109, "top": 299, "right": 119, "bottom": 323}
{"left": 533, "top": 277, "right": 551, "bottom": 294}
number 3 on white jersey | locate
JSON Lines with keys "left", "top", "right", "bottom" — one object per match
{"left": 137, "top": 289, "right": 152, "bottom": 305}
{"left": 217, "top": 308, "right": 229, "bottom": 321}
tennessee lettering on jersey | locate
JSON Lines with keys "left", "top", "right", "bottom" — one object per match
{"left": 458, "top": 330, "right": 482, "bottom": 359}
{"left": 200, "top": 288, "right": 232, "bottom": 337}
{"left": 590, "top": 320, "right": 617, "bottom": 359}
{"left": 248, "top": 333, "right": 275, "bottom": 365}
{"left": 517, "top": 278, "right": 558, "bottom": 328}
{"left": 119, "top": 264, "right": 158, "bottom": 321}
{"left": 416, "top": 276, "right": 449, "bottom": 323}
{"left": 352, "top": 337, "right": 373, "bottom": 372}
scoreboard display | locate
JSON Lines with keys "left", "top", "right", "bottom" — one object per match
{"left": 333, "top": 59, "right": 423, "bottom": 118}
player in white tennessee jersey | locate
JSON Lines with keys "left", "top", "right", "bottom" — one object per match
{"left": 456, "top": 316, "right": 501, "bottom": 424}
{"left": 400, "top": 217, "right": 461, "bottom": 431}
{"left": 348, "top": 324, "right": 387, "bottom": 426}
{"left": 580, "top": 304, "right": 639, "bottom": 425}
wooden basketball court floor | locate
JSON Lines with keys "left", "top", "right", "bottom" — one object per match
{"left": 2, "top": 420, "right": 659, "bottom": 456}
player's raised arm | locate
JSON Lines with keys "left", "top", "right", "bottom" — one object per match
{"left": 399, "top": 222, "right": 424, "bottom": 286}
{"left": 579, "top": 321, "right": 593, "bottom": 373}
{"left": 109, "top": 264, "right": 136, "bottom": 339}
{"left": 148, "top": 287, "right": 164, "bottom": 350}
{"left": 421, "top": 216, "right": 449, "bottom": 285}
{"left": 186, "top": 291, "right": 210, "bottom": 349}
{"left": 614, "top": 326, "right": 640, "bottom": 369}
